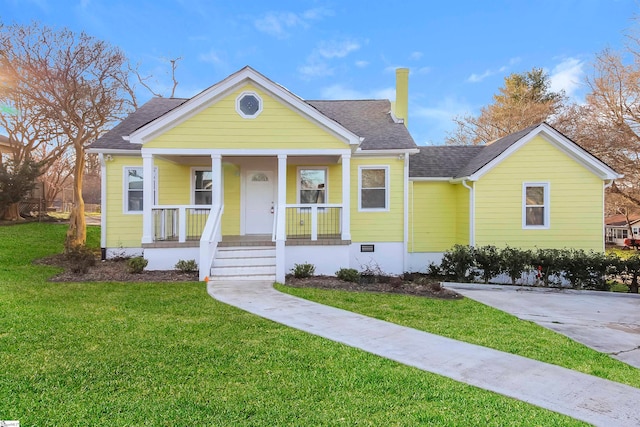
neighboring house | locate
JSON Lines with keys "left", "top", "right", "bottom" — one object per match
{"left": 605, "top": 213, "right": 640, "bottom": 246}
{"left": 88, "top": 66, "right": 620, "bottom": 282}
{"left": 0, "top": 134, "right": 16, "bottom": 165}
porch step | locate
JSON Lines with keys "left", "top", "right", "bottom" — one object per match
{"left": 209, "top": 246, "right": 276, "bottom": 282}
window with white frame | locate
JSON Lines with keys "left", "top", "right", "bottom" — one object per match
{"left": 124, "top": 167, "right": 144, "bottom": 213}
{"left": 193, "top": 169, "right": 213, "bottom": 205}
{"left": 359, "top": 166, "right": 388, "bottom": 211}
{"left": 523, "top": 183, "right": 549, "bottom": 228}
{"left": 298, "top": 168, "right": 327, "bottom": 204}
{"left": 124, "top": 167, "right": 157, "bottom": 213}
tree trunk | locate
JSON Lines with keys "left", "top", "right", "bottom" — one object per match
{"left": 1, "top": 202, "right": 23, "bottom": 221}
{"left": 65, "top": 146, "right": 86, "bottom": 249}
{"left": 630, "top": 275, "right": 639, "bottom": 294}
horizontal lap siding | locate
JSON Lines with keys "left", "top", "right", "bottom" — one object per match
{"left": 146, "top": 84, "right": 347, "bottom": 150}
{"left": 475, "top": 136, "right": 603, "bottom": 251}
{"left": 105, "top": 156, "right": 143, "bottom": 247}
{"left": 410, "top": 181, "right": 460, "bottom": 252}
{"left": 350, "top": 157, "right": 404, "bottom": 242}
{"left": 222, "top": 164, "right": 241, "bottom": 235}
{"left": 456, "top": 184, "right": 470, "bottom": 245}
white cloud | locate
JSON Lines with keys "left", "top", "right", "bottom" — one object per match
{"left": 298, "top": 62, "right": 334, "bottom": 79}
{"left": 299, "top": 38, "right": 362, "bottom": 80}
{"left": 414, "top": 66, "right": 432, "bottom": 75}
{"left": 467, "top": 57, "right": 521, "bottom": 83}
{"left": 355, "top": 60, "right": 369, "bottom": 68}
{"left": 317, "top": 39, "right": 360, "bottom": 59}
{"left": 410, "top": 51, "right": 424, "bottom": 61}
{"left": 254, "top": 8, "right": 332, "bottom": 38}
{"left": 413, "top": 96, "right": 474, "bottom": 144}
{"left": 198, "top": 49, "right": 224, "bottom": 65}
{"left": 549, "top": 57, "right": 585, "bottom": 99}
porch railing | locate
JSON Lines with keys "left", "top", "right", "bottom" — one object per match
{"left": 285, "top": 204, "right": 342, "bottom": 240}
{"left": 199, "top": 204, "right": 223, "bottom": 281}
{"left": 152, "top": 205, "right": 211, "bottom": 242}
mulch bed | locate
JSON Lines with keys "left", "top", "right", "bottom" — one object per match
{"left": 35, "top": 254, "right": 462, "bottom": 299}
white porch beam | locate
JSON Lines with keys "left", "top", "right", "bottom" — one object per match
{"left": 141, "top": 153, "right": 154, "bottom": 244}
{"left": 341, "top": 153, "right": 351, "bottom": 241}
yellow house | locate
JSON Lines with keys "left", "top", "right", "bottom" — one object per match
{"left": 89, "top": 66, "right": 620, "bottom": 281}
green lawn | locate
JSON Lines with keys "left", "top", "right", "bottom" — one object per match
{"left": 0, "top": 223, "right": 597, "bottom": 426}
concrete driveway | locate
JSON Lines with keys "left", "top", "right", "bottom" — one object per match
{"left": 445, "top": 283, "right": 640, "bottom": 368}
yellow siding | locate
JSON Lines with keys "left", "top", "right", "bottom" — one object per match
{"left": 146, "top": 84, "right": 348, "bottom": 150}
{"left": 455, "top": 184, "right": 470, "bottom": 244}
{"left": 105, "top": 156, "right": 239, "bottom": 246}
{"left": 350, "top": 157, "right": 404, "bottom": 242}
{"left": 475, "top": 135, "right": 603, "bottom": 251}
{"left": 409, "top": 181, "right": 460, "bottom": 251}
{"left": 222, "top": 163, "right": 241, "bottom": 235}
{"left": 105, "top": 156, "right": 143, "bottom": 247}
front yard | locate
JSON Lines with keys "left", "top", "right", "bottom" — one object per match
{"left": 1, "top": 223, "right": 636, "bottom": 425}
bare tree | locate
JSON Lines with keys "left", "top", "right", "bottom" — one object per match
{"left": 0, "top": 22, "right": 136, "bottom": 247}
{"left": 133, "top": 56, "right": 182, "bottom": 98}
{"left": 447, "top": 68, "right": 567, "bottom": 145}
{"left": 555, "top": 47, "right": 640, "bottom": 209}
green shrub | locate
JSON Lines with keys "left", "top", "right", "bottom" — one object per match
{"left": 500, "top": 246, "right": 532, "bottom": 285}
{"left": 473, "top": 245, "right": 502, "bottom": 284}
{"left": 127, "top": 256, "right": 148, "bottom": 274}
{"left": 336, "top": 268, "right": 360, "bottom": 283}
{"left": 175, "top": 259, "right": 198, "bottom": 273}
{"left": 620, "top": 255, "right": 640, "bottom": 293}
{"left": 291, "top": 262, "right": 315, "bottom": 278}
{"left": 531, "top": 248, "right": 564, "bottom": 287}
{"left": 561, "top": 249, "right": 612, "bottom": 290}
{"left": 440, "top": 244, "right": 476, "bottom": 282}
{"left": 66, "top": 245, "right": 96, "bottom": 274}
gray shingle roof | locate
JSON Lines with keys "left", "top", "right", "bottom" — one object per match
{"left": 89, "top": 96, "right": 416, "bottom": 151}
{"left": 89, "top": 97, "right": 187, "bottom": 150}
{"left": 306, "top": 100, "right": 416, "bottom": 150}
{"left": 409, "top": 124, "right": 540, "bottom": 179}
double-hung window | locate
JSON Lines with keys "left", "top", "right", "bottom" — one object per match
{"left": 523, "top": 183, "right": 549, "bottom": 228}
{"left": 193, "top": 169, "right": 213, "bottom": 205}
{"left": 298, "top": 168, "right": 327, "bottom": 204}
{"left": 124, "top": 167, "right": 157, "bottom": 213}
{"left": 359, "top": 166, "right": 389, "bottom": 211}
{"left": 125, "top": 167, "right": 144, "bottom": 213}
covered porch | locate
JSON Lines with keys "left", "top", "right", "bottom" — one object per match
{"left": 139, "top": 150, "right": 353, "bottom": 281}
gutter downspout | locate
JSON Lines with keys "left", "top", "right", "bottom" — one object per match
{"left": 99, "top": 153, "right": 107, "bottom": 260}
{"left": 603, "top": 179, "right": 614, "bottom": 251}
{"left": 462, "top": 179, "right": 475, "bottom": 246}
{"left": 403, "top": 153, "right": 409, "bottom": 273}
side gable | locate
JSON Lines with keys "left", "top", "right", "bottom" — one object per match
{"left": 129, "top": 66, "right": 361, "bottom": 149}
{"left": 459, "top": 123, "right": 620, "bottom": 181}
{"left": 409, "top": 123, "right": 620, "bottom": 181}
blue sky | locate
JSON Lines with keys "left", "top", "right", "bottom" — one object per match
{"left": 2, "top": 0, "right": 638, "bottom": 145}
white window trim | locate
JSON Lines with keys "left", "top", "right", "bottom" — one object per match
{"left": 522, "top": 182, "right": 550, "bottom": 229}
{"left": 235, "top": 91, "right": 263, "bottom": 119}
{"left": 191, "top": 167, "right": 214, "bottom": 206}
{"left": 123, "top": 166, "right": 157, "bottom": 214}
{"left": 358, "top": 165, "right": 390, "bottom": 212}
{"left": 296, "top": 166, "right": 328, "bottom": 205}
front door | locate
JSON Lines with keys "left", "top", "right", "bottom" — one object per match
{"left": 245, "top": 170, "right": 275, "bottom": 234}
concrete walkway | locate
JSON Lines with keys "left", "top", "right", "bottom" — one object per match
{"left": 208, "top": 281, "right": 640, "bottom": 427}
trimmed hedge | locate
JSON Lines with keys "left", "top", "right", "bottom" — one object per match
{"left": 431, "top": 245, "right": 639, "bottom": 292}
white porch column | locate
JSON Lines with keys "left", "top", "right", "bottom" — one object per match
{"left": 341, "top": 153, "right": 351, "bottom": 241}
{"left": 141, "top": 153, "right": 154, "bottom": 244}
{"left": 211, "top": 154, "right": 222, "bottom": 208}
{"left": 276, "top": 155, "right": 287, "bottom": 282}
